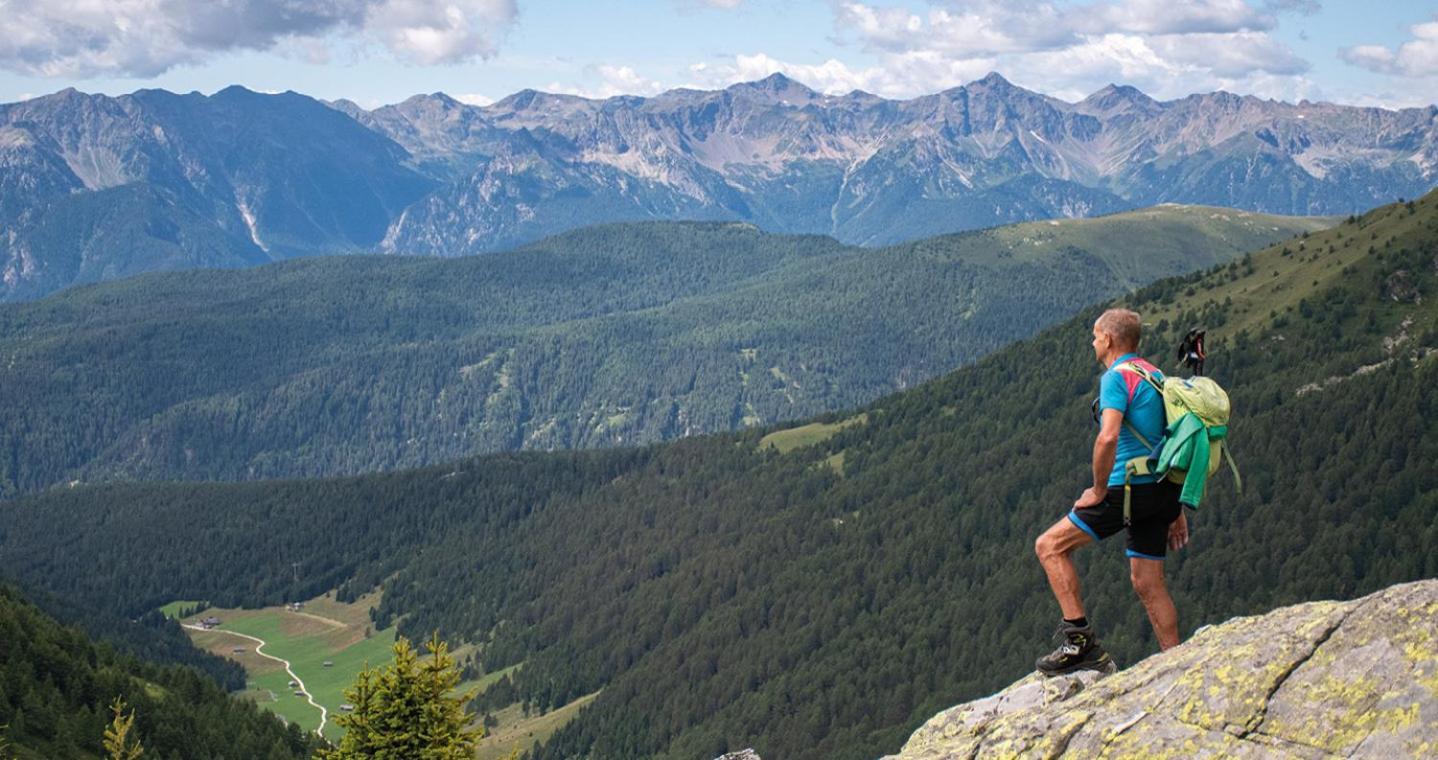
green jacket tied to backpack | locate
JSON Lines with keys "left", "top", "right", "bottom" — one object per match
{"left": 1116, "top": 363, "right": 1241, "bottom": 521}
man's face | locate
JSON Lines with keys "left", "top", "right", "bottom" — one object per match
{"left": 1092, "top": 326, "right": 1109, "bottom": 364}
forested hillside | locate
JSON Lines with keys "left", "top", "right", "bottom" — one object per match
{"left": 1, "top": 194, "right": 1432, "bottom": 759}
{"left": 0, "top": 206, "right": 1326, "bottom": 498}
{"left": 0, "top": 584, "right": 321, "bottom": 759}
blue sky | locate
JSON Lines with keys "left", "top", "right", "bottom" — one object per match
{"left": 2, "top": 1, "right": 1436, "bottom": 109}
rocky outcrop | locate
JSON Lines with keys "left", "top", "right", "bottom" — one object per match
{"left": 886, "top": 580, "right": 1438, "bottom": 759}
{"left": 713, "top": 751, "right": 761, "bottom": 760}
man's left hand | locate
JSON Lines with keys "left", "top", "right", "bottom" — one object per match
{"left": 1073, "top": 486, "right": 1107, "bottom": 509}
{"left": 1168, "top": 511, "right": 1190, "bottom": 551}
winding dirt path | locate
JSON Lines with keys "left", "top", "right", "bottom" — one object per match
{"left": 184, "top": 624, "right": 328, "bottom": 735}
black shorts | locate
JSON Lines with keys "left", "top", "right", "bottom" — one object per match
{"left": 1068, "top": 480, "right": 1182, "bottom": 560}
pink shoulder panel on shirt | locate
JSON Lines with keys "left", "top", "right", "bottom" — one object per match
{"left": 1120, "top": 359, "right": 1160, "bottom": 402}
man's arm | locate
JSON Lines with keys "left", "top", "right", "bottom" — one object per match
{"left": 1074, "top": 408, "right": 1122, "bottom": 508}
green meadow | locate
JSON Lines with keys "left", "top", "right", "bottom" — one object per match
{"left": 177, "top": 591, "right": 396, "bottom": 741}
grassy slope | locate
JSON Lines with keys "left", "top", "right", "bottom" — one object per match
{"left": 758, "top": 414, "right": 867, "bottom": 453}
{"left": 917, "top": 204, "right": 1337, "bottom": 280}
{"left": 474, "top": 691, "right": 601, "bottom": 760}
{"left": 0, "top": 207, "right": 1329, "bottom": 498}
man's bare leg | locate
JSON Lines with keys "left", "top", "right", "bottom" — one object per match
{"left": 1130, "top": 557, "right": 1180, "bottom": 650}
{"left": 1035, "top": 518, "right": 1094, "bottom": 619}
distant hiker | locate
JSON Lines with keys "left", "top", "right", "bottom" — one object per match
{"left": 1032, "top": 308, "right": 1188, "bottom": 676}
{"left": 1178, "top": 328, "right": 1206, "bottom": 376}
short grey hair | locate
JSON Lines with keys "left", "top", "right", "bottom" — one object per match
{"left": 1095, "top": 308, "right": 1141, "bottom": 350}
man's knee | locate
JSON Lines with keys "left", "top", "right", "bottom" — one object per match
{"left": 1130, "top": 566, "right": 1166, "bottom": 603}
{"left": 1035, "top": 528, "right": 1066, "bottom": 562}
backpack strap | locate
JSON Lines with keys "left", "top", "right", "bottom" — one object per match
{"left": 1221, "top": 444, "right": 1242, "bottom": 494}
{"left": 1121, "top": 456, "right": 1154, "bottom": 527}
{"left": 1116, "top": 360, "right": 1164, "bottom": 396}
{"left": 1112, "top": 360, "right": 1165, "bottom": 526}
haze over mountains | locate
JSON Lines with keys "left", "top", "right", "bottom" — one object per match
{"left": 2, "top": 72, "right": 1435, "bottom": 300}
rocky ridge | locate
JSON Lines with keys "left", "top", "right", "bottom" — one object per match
{"left": 4, "top": 73, "right": 1437, "bottom": 300}
{"left": 885, "top": 579, "right": 1438, "bottom": 759}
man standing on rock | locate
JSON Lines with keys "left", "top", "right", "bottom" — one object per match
{"left": 1032, "top": 308, "right": 1189, "bottom": 676}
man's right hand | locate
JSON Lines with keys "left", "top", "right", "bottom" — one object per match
{"left": 1073, "top": 486, "right": 1107, "bottom": 509}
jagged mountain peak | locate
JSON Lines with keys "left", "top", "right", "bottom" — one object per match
{"left": 971, "top": 71, "right": 1015, "bottom": 89}
{"left": 214, "top": 83, "right": 260, "bottom": 98}
{"left": 724, "top": 72, "right": 821, "bottom": 104}
{"left": 411, "top": 91, "right": 462, "bottom": 108}
{"left": 326, "top": 97, "right": 367, "bottom": 117}
{"left": 6, "top": 75, "right": 1438, "bottom": 300}
{"left": 488, "top": 87, "right": 597, "bottom": 115}
{"left": 1079, "top": 82, "right": 1160, "bottom": 114}
{"left": 749, "top": 71, "right": 808, "bottom": 91}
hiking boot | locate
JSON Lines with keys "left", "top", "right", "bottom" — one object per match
{"left": 1036, "top": 622, "right": 1116, "bottom": 677}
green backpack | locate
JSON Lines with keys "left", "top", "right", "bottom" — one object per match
{"left": 1114, "top": 362, "right": 1243, "bottom": 525}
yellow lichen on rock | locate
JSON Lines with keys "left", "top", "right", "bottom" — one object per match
{"left": 883, "top": 580, "right": 1438, "bottom": 760}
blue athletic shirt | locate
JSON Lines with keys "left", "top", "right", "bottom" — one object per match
{"left": 1098, "top": 352, "right": 1166, "bottom": 487}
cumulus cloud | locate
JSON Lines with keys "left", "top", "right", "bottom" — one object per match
{"left": 836, "top": 1, "right": 1077, "bottom": 56}
{"left": 0, "top": 0, "right": 518, "bottom": 78}
{"left": 1341, "top": 18, "right": 1438, "bottom": 78}
{"left": 1076, "top": 0, "right": 1276, "bottom": 35}
{"left": 686, "top": 51, "right": 993, "bottom": 96}
{"left": 592, "top": 65, "right": 666, "bottom": 97}
{"left": 545, "top": 64, "right": 666, "bottom": 99}
{"left": 813, "top": 0, "right": 1315, "bottom": 100}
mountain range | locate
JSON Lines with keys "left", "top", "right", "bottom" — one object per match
{"left": 3, "top": 191, "right": 1432, "bottom": 759}
{"left": 2, "top": 73, "right": 1434, "bottom": 300}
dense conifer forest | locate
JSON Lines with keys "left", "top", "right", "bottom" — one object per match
{"left": 0, "top": 207, "right": 1324, "bottom": 498}
{"left": 0, "top": 195, "right": 1431, "bottom": 758}
{"left": 0, "top": 585, "right": 322, "bottom": 759}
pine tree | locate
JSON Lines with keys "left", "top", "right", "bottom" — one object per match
{"left": 102, "top": 698, "right": 144, "bottom": 760}
{"left": 319, "top": 633, "right": 481, "bottom": 759}
{"left": 0, "top": 723, "right": 14, "bottom": 760}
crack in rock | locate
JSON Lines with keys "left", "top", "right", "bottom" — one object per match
{"left": 1240, "top": 597, "right": 1366, "bottom": 738}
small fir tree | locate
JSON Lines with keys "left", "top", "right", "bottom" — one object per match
{"left": 319, "top": 632, "right": 481, "bottom": 759}
{"left": 102, "top": 698, "right": 144, "bottom": 760}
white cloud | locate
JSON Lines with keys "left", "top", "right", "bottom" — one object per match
{"left": 0, "top": 0, "right": 518, "bottom": 78}
{"left": 366, "top": 0, "right": 517, "bottom": 66}
{"left": 453, "top": 92, "right": 494, "bottom": 106}
{"left": 1078, "top": 0, "right": 1275, "bottom": 35}
{"left": 544, "top": 64, "right": 666, "bottom": 99}
{"left": 836, "top": 1, "right": 1076, "bottom": 56}
{"left": 1341, "top": 17, "right": 1438, "bottom": 78}
{"left": 815, "top": 0, "right": 1315, "bottom": 101}
{"left": 713, "top": 53, "right": 887, "bottom": 93}
{"left": 1146, "top": 31, "right": 1308, "bottom": 77}
{"left": 593, "top": 65, "right": 666, "bottom": 97}
{"left": 683, "top": 50, "right": 995, "bottom": 98}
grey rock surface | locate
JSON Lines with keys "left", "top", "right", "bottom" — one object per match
{"left": 884, "top": 579, "right": 1438, "bottom": 759}
{"left": 713, "top": 750, "right": 761, "bottom": 760}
